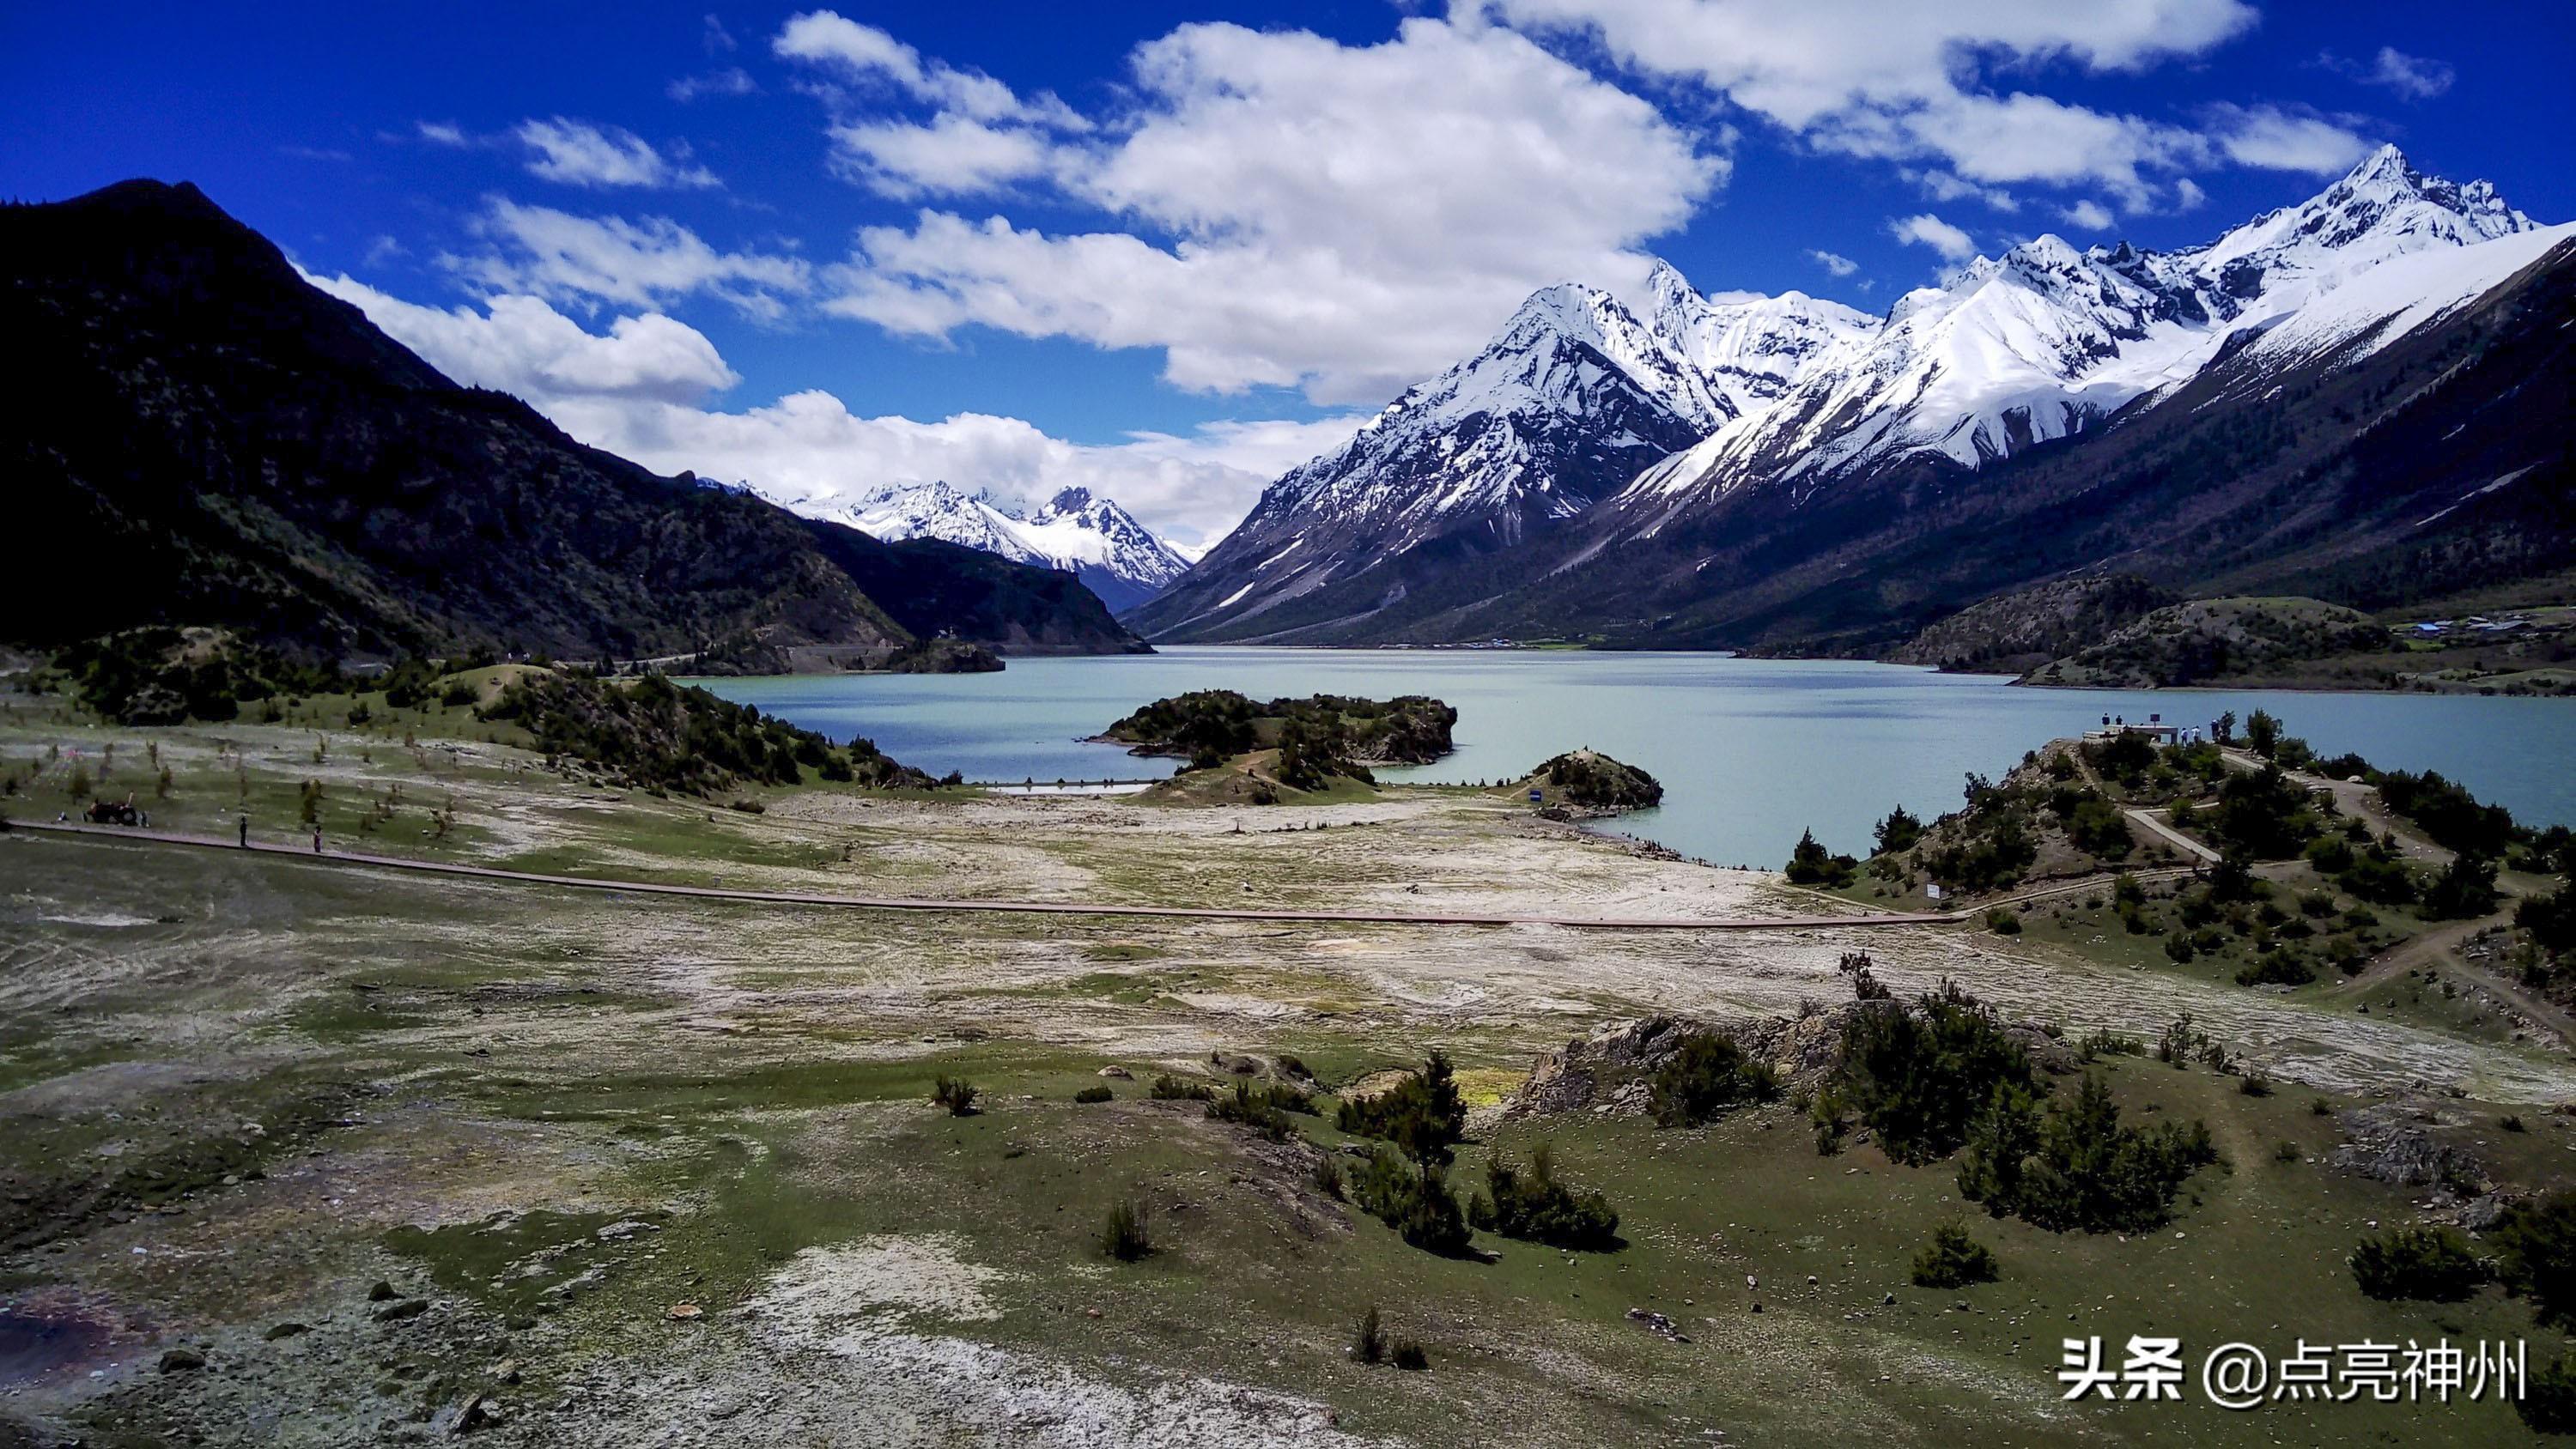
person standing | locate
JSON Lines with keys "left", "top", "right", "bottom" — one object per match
{"left": 239, "top": 815, "right": 249, "bottom": 848}
{"left": 312, "top": 823, "right": 322, "bottom": 853}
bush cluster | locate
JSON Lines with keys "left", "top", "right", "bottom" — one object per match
{"left": 1956, "top": 1075, "right": 2218, "bottom": 1234}
{"left": 1335, "top": 1052, "right": 1467, "bottom": 1166}
{"left": 1910, "top": 1222, "right": 2000, "bottom": 1288}
{"left": 1467, "top": 1143, "right": 1620, "bottom": 1250}
{"left": 1647, "top": 1034, "right": 1780, "bottom": 1128}
{"left": 2349, "top": 1225, "right": 2492, "bottom": 1301}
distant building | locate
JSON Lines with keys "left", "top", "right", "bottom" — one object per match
{"left": 2084, "top": 711, "right": 2181, "bottom": 745}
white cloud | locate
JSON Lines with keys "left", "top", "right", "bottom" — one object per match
{"left": 669, "top": 68, "right": 757, "bottom": 103}
{"left": 1886, "top": 212, "right": 1977, "bottom": 263}
{"left": 803, "top": 15, "right": 1723, "bottom": 404}
{"left": 1804, "top": 248, "right": 1858, "bottom": 276}
{"left": 2366, "top": 46, "right": 2455, "bottom": 100}
{"left": 442, "top": 198, "right": 811, "bottom": 321}
{"left": 2203, "top": 103, "right": 2374, "bottom": 176}
{"left": 2172, "top": 177, "right": 2208, "bottom": 212}
{"left": 307, "top": 271, "right": 738, "bottom": 404}
{"left": 2320, "top": 46, "right": 2454, "bottom": 101}
{"left": 416, "top": 120, "right": 468, "bottom": 147}
{"left": 1477, "top": 0, "right": 2365, "bottom": 205}
{"left": 2058, "top": 198, "right": 2115, "bottom": 230}
{"left": 1903, "top": 167, "right": 2020, "bottom": 212}
{"left": 314, "top": 270, "right": 1343, "bottom": 547}
{"left": 826, "top": 113, "right": 1058, "bottom": 197}
{"left": 774, "top": 10, "right": 1085, "bottom": 130}
{"left": 514, "top": 118, "right": 720, "bottom": 190}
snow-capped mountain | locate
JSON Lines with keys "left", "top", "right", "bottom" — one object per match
{"left": 805, "top": 480, "right": 1193, "bottom": 614}
{"left": 1131, "top": 276, "right": 1830, "bottom": 637}
{"left": 1647, "top": 264, "right": 1876, "bottom": 421}
{"left": 1137, "top": 145, "right": 2573, "bottom": 648}
{"left": 1625, "top": 144, "right": 2551, "bottom": 517}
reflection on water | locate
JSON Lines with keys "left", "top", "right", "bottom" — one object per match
{"left": 700, "top": 648, "right": 2576, "bottom": 868}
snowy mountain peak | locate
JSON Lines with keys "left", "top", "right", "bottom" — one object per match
{"left": 1628, "top": 151, "right": 2562, "bottom": 513}
{"left": 1648, "top": 264, "right": 1877, "bottom": 418}
{"left": 787, "top": 477, "right": 1192, "bottom": 615}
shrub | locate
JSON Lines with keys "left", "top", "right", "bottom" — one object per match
{"left": 2162, "top": 934, "right": 2196, "bottom": 965}
{"left": 1467, "top": 1142, "right": 1621, "bottom": 1250}
{"left": 931, "top": 1076, "right": 980, "bottom": 1116}
{"left": 2075, "top": 1029, "right": 2142, "bottom": 1062}
{"left": 1957, "top": 1074, "right": 2217, "bottom": 1234}
{"left": 2420, "top": 854, "right": 2501, "bottom": 921}
{"left": 1910, "top": 1222, "right": 2000, "bottom": 1288}
{"left": 2275, "top": 1141, "right": 2302, "bottom": 1163}
{"left": 1311, "top": 1155, "right": 1345, "bottom": 1199}
{"left": 1391, "top": 1340, "right": 1430, "bottom": 1372}
{"left": 2496, "top": 1193, "right": 2576, "bottom": 1329}
{"left": 1874, "top": 806, "right": 1923, "bottom": 857}
{"left": 1151, "top": 1074, "right": 1215, "bottom": 1101}
{"left": 2235, "top": 949, "right": 2316, "bottom": 987}
{"left": 1350, "top": 1150, "right": 1473, "bottom": 1255}
{"left": 2521, "top": 1353, "right": 2576, "bottom": 1435}
{"left": 1073, "top": 1085, "right": 1113, "bottom": 1104}
{"left": 2238, "top": 1075, "right": 2272, "bottom": 1097}
{"left": 1352, "top": 1307, "right": 1385, "bottom": 1364}
{"left": 1102, "top": 1199, "right": 1152, "bottom": 1261}
{"left": 1336, "top": 1052, "right": 1467, "bottom": 1165}
{"left": 1207, "top": 1082, "right": 1302, "bottom": 1143}
{"left": 1834, "top": 984, "right": 2035, "bottom": 1165}
{"left": 2349, "top": 1225, "right": 2491, "bottom": 1301}
{"left": 1648, "top": 1034, "right": 1781, "bottom": 1127}
{"left": 1785, "top": 828, "right": 1858, "bottom": 888}
{"left": 1984, "top": 907, "right": 2023, "bottom": 936}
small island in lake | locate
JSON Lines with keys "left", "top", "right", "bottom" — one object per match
{"left": 1101, "top": 690, "right": 1457, "bottom": 803}
{"left": 1504, "top": 749, "right": 1665, "bottom": 817}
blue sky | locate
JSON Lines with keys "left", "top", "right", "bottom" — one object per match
{"left": 8, "top": 2, "right": 2569, "bottom": 546}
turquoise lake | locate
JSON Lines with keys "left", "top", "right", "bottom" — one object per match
{"left": 699, "top": 648, "right": 2576, "bottom": 868}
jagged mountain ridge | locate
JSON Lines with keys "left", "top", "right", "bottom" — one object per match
{"left": 1136, "top": 147, "right": 2572, "bottom": 650}
{"left": 1131, "top": 275, "right": 1796, "bottom": 638}
{"left": 0, "top": 179, "right": 1145, "bottom": 665}
{"left": 802, "top": 480, "right": 1194, "bottom": 614}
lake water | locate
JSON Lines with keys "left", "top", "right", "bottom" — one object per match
{"left": 698, "top": 649, "right": 2576, "bottom": 867}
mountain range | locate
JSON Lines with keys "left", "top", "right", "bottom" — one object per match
{"left": 1132, "top": 147, "right": 2574, "bottom": 653}
{"left": 1, "top": 180, "right": 1145, "bottom": 669}
{"left": 798, "top": 481, "right": 1196, "bottom": 614}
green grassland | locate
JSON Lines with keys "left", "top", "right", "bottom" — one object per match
{"left": 3, "top": 682, "right": 2573, "bottom": 1446}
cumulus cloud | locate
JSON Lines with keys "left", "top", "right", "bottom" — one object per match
{"left": 1804, "top": 248, "right": 1858, "bottom": 277}
{"left": 307, "top": 272, "right": 738, "bottom": 404}
{"left": 560, "top": 398, "right": 1358, "bottom": 548}
{"left": 1903, "top": 167, "right": 2020, "bottom": 212}
{"left": 797, "top": 15, "right": 1723, "bottom": 404}
{"left": 2058, "top": 198, "right": 2115, "bottom": 230}
{"left": 313, "top": 270, "right": 1345, "bottom": 547}
{"left": 2202, "top": 102, "right": 2374, "bottom": 176}
{"left": 1476, "top": 0, "right": 2366, "bottom": 207}
{"left": 1886, "top": 212, "right": 1977, "bottom": 263}
{"left": 774, "top": 10, "right": 1085, "bottom": 130}
{"left": 441, "top": 198, "right": 811, "bottom": 321}
{"left": 513, "top": 118, "right": 720, "bottom": 190}
{"left": 826, "top": 113, "right": 1059, "bottom": 197}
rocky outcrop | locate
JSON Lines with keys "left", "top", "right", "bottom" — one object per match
{"left": 1499, "top": 1003, "right": 2080, "bottom": 1121}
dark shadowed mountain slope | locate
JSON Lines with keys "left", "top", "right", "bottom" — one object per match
{"left": 1, "top": 179, "right": 1142, "bottom": 664}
